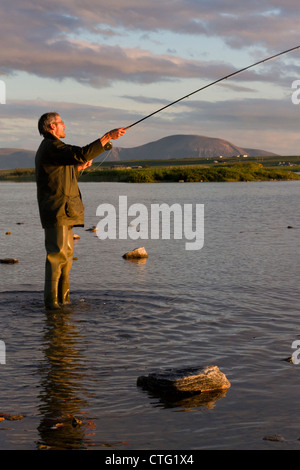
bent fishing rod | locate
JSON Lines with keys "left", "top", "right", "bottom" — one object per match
{"left": 125, "top": 44, "right": 300, "bottom": 130}
{"left": 87, "top": 44, "right": 300, "bottom": 172}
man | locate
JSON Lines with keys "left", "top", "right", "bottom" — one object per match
{"left": 35, "top": 112, "right": 126, "bottom": 309}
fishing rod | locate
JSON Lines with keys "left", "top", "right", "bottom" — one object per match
{"left": 125, "top": 44, "right": 300, "bottom": 130}
{"left": 85, "top": 44, "right": 300, "bottom": 173}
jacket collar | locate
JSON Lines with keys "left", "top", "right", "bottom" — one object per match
{"left": 44, "top": 132, "right": 59, "bottom": 141}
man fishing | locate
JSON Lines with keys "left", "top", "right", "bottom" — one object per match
{"left": 35, "top": 112, "right": 126, "bottom": 310}
{"left": 34, "top": 46, "right": 299, "bottom": 310}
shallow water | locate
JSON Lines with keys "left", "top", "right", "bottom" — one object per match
{"left": 0, "top": 181, "right": 299, "bottom": 450}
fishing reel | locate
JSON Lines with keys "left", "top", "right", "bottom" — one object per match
{"left": 104, "top": 141, "right": 113, "bottom": 151}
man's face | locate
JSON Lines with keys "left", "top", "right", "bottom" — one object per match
{"left": 50, "top": 115, "right": 66, "bottom": 139}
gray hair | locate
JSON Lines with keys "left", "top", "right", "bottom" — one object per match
{"left": 38, "top": 112, "right": 59, "bottom": 136}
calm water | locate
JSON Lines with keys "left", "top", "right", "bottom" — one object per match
{"left": 0, "top": 180, "right": 299, "bottom": 450}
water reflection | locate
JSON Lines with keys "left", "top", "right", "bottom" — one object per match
{"left": 124, "top": 257, "right": 148, "bottom": 275}
{"left": 141, "top": 388, "right": 229, "bottom": 411}
{"left": 37, "top": 307, "right": 95, "bottom": 450}
{"left": 125, "top": 258, "right": 148, "bottom": 267}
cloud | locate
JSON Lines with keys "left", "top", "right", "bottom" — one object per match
{"left": 0, "top": 98, "right": 140, "bottom": 148}
{"left": 1, "top": 0, "right": 300, "bottom": 87}
{"left": 1, "top": 1, "right": 300, "bottom": 154}
{"left": 1, "top": 90, "right": 299, "bottom": 155}
{"left": 0, "top": 29, "right": 239, "bottom": 87}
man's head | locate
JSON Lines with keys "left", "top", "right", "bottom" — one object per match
{"left": 38, "top": 112, "right": 66, "bottom": 139}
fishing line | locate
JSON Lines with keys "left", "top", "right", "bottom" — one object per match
{"left": 83, "top": 44, "right": 300, "bottom": 174}
{"left": 92, "top": 143, "right": 113, "bottom": 170}
{"left": 81, "top": 142, "right": 113, "bottom": 174}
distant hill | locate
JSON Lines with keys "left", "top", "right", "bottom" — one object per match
{"left": 96, "top": 134, "right": 279, "bottom": 162}
{"left": 0, "top": 135, "right": 278, "bottom": 169}
{"left": 0, "top": 148, "right": 36, "bottom": 169}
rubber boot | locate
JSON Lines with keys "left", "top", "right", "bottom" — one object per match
{"left": 44, "top": 280, "right": 60, "bottom": 310}
{"left": 58, "top": 227, "right": 73, "bottom": 305}
{"left": 58, "top": 278, "right": 71, "bottom": 305}
{"left": 44, "top": 226, "right": 74, "bottom": 309}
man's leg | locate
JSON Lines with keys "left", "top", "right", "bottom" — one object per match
{"left": 44, "top": 226, "right": 72, "bottom": 309}
{"left": 58, "top": 226, "right": 74, "bottom": 305}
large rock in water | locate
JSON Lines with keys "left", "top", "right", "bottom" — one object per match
{"left": 123, "top": 247, "right": 148, "bottom": 259}
{"left": 137, "top": 366, "right": 230, "bottom": 396}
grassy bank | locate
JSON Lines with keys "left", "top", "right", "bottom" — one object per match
{"left": 80, "top": 163, "right": 300, "bottom": 183}
{"left": 0, "top": 162, "right": 300, "bottom": 183}
{"left": 0, "top": 168, "right": 36, "bottom": 181}
{"left": 99, "top": 154, "right": 300, "bottom": 169}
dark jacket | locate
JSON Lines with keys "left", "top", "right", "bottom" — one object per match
{"left": 35, "top": 133, "right": 104, "bottom": 228}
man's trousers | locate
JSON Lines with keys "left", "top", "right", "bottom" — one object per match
{"left": 44, "top": 226, "right": 74, "bottom": 309}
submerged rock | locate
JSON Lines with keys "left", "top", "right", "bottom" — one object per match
{"left": 123, "top": 247, "right": 148, "bottom": 260}
{"left": 86, "top": 226, "right": 98, "bottom": 232}
{"left": 137, "top": 366, "right": 231, "bottom": 396}
{"left": 283, "top": 356, "right": 294, "bottom": 363}
{"left": 263, "top": 434, "right": 285, "bottom": 442}
{"left": 0, "top": 413, "right": 24, "bottom": 421}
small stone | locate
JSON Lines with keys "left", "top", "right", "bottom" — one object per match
{"left": 7, "top": 415, "right": 24, "bottom": 421}
{"left": 123, "top": 247, "right": 148, "bottom": 260}
{"left": 4, "top": 414, "right": 24, "bottom": 421}
{"left": 86, "top": 226, "right": 98, "bottom": 232}
{"left": 51, "top": 422, "right": 64, "bottom": 429}
{"left": 72, "top": 416, "right": 82, "bottom": 427}
{"left": 263, "top": 434, "right": 285, "bottom": 442}
{"left": 283, "top": 356, "right": 294, "bottom": 363}
{"left": 73, "top": 234, "right": 80, "bottom": 240}
{"left": 0, "top": 258, "right": 18, "bottom": 264}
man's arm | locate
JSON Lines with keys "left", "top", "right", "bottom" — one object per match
{"left": 77, "top": 127, "right": 126, "bottom": 171}
{"left": 100, "top": 128, "right": 126, "bottom": 147}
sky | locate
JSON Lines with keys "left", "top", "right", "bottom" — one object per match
{"left": 1, "top": 0, "right": 300, "bottom": 155}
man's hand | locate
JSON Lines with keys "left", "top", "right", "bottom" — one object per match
{"left": 109, "top": 128, "right": 127, "bottom": 140}
{"left": 101, "top": 127, "right": 126, "bottom": 147}
{"left": 78, "top": 160, "right": 93, "bottom": 171}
